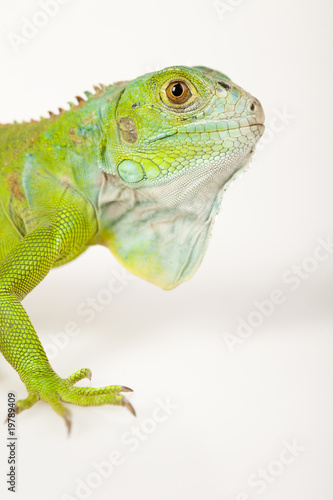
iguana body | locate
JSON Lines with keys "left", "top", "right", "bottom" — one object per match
{"left": 0, "top": 66, "right": 264, "bottom": 431}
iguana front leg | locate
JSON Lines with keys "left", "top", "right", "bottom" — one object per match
{"left": 0, "top": 205, "right": 134, "bottom": 432}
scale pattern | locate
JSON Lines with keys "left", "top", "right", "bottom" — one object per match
{"left": 0, "top": 65, "right": 264, "bottom": 430}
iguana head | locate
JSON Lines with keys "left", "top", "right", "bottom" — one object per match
{"left": 98, "top": 65, "right": 265, "bottom": 289}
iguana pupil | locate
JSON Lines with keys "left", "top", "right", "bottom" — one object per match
{"left": 171, "top": 83, "right": 183, "bottom": 96}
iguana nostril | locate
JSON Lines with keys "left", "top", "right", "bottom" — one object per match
{"left": 247, "top": 98, "right": 265, "bottom": 125}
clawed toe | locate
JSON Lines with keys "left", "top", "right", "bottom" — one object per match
{"left": 14, "top": 392, "right": 39, "bottom": 415}
{"left": 14, "top": 368, "right": 135, "bottom": 432}
{"left": 67, "top": 368, "right": 92, "bottom": 385}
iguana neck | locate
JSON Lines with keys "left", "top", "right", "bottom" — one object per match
{"left": 95, "top": 147, "right": 253, "bottom": 289}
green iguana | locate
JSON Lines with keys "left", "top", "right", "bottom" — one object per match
{"left": 0, "top": 66, "right": 265, "bottom": 431}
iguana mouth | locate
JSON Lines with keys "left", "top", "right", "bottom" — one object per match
{"left": 146, "top": 122, "right": 265, "bottom": 144}
{"left": 249, "top": 123, "right": 265, "bottom": 130}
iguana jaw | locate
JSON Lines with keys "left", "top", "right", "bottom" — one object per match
{"left": 143, "top": 122, "right": 264, "bottom": 145}
{"left": 137, "top": 145, "right": 256, "bottom": 214}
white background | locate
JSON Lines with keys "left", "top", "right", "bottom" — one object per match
{"left": 0, "top": 0, "right": 332, "bottom": 499}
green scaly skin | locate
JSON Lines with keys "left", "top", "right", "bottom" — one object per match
{"left": 0, "top": 66, "right": 265, "bottom": 431}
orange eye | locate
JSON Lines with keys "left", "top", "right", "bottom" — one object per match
{"left": 165, "top": 80, "right": 191, "bottom": 104}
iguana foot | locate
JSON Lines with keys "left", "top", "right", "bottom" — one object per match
{"left": 15, "top": 367, "right": 135, "bottom": 433}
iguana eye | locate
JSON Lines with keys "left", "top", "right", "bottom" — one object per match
{"left": 166, "top": 80, "right": 191, "bottom": 104}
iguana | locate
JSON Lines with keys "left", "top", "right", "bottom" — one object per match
{"left": 0, "top": 66, "right": 265, "bottom": 432}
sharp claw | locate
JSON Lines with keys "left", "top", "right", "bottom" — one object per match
{"left": 120, "top": 386, "right": 133, "bottom": 393}
{"left": 122, "top": 397, "right": 136, "bottom": 417}
{"left": 87, "top": 370, "right": 92, "bottom": 381}
{"left": 64, "top": 410, "right": 72, "bottom": 436}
